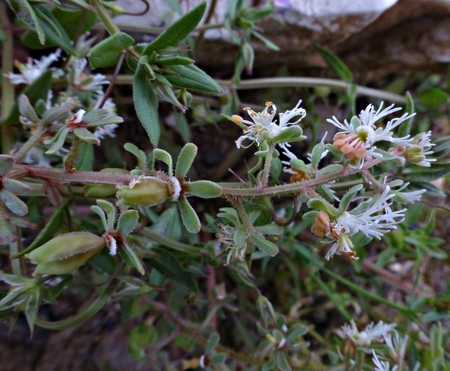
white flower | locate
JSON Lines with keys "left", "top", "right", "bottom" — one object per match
{"left": 313, "top": 186, "right": 406, "bottom": 260}
{"left": 216, "top": 224, "right": 247, "bottom": 265}
{"left": 22, "top": 147, "right": 51, "bottom": 167}
{"left": 392, "top": 182, "right": 426, "bottom": 204}
{"left": 6, "top": 50, "right": 61, "bottom": 85}
{"left": 72, "top": 59, "right": 109, "bottom": 91}
{"left": 342, "top": 320, "right": 396, "bottom": 346}
{"left": 328, "top": 103, "right": 414, "bottom": 161}
{"left": 372, "top": 350, "right": 398, "bottom": 371}
{"left": 337, "top": 186, "right": 405, "bottom": 240}
{"left": 93, "top": 124, "right": 118, "bottom": 142}
{"left": 233, "top": 100, "right": 306, "bottom": 148}
{"left": 383, "top": 331, "right": 408, "bottom": 361}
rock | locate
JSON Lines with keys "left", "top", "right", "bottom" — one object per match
{"left": 114, "top": 0, "right": 450, "bottom": 82}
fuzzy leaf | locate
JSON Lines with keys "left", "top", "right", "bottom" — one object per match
{"left": 175, "top": 143, "right": 197, "bottom": 178}
{"left": 249, "top": 234, "right": 279, "bottom": 257}
{"left": 153, "top": 148, "right": 173, "bottom": 176}
{"left": 0, "top": 155, "right": 15, "bottom": 176}
{"left": 88, "top": 32, "right": 134, "bottom": 69}
{"left": 117, "top": 210, "right": 139, "bottom": 237}
{"left": 1, "top": 189, "right": 28, "bottom": 216}
{"left": 178, "top": 197, "right": 201, "bottom": 233}
{"left": 403, "top": 163, "right": 450, "bottom": 182}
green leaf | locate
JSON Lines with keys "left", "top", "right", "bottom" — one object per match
{"left": 12, "top": 0, "right": 46, "bottom": 44}
{"left": 314, "top": 43, "right": 353, "bottom": 82}
{"left": 117, "top": 210, "right": 139, "bottom": 237}
{"left": 0, "top": 189, "right": 28, "bottom": 216}
{"left": 418, "top": 87, "right": 449, "bottom": 109}
{"left": 338, "top": 184, "right": 363, "bottom": 213}
{"left": 403, "top": 163, "right": 450, "bottom": 182}
{"left": 88, "top": 32, "right": 134, "bottom": 69}
{"left": 153, "top": 148, "right": 173, "bottom": 176}
{"left": 2, "top": 71, "right": 52, "bottom": 125}
{"left": 133, "top": 64, "right": 160, "bottom": 146}
{"left": 205, "top": 332, "right": 220, "bottom": 354}
{"left": 96, "top": 200, "right": 117, "bottom": 230}
{"left": 119, "top": 243, "right": 145, "bottom": 275}
{"left": 148, "top": 247, "right": 198, "bottom": 291}
{"left": 33, "top": 5, "right": 77, "bottom": 54}
{"left": 164, "top": 64, "right": 222, "bottom": 94}
{"left": 22, "top": 7, "right": 96, "bottom": 50}
{"left": 124, "top": 143, "right": 147, "bottom": 168}
{"left": 178, "top": 197, "right": 201, "bottom": 233}
{"left": 310, "top": 143, "right": 325, "bottom": 169}
{"left": 0, "top": 155, "right": 15, "bottom": 176}
{"left": 25, "top": 289, "right": 40, "bottom": 334}
{"left": 14, "top": 197, "right": 72, "bottom": 258}
{"left": 398, "top": 92, "right": 414, "bottom": 138}
{"left": 76, "top": 142, "right": 94, "bottom": 171}
{"left": 249, "top": 234, "right": 279, "bottom": 257}
{"left": 142, "top": 2, "right": 206, "bottom": 56}
{"left": 175, "top": 143, "right": 197, "bottom": 178}
{"left": 73, "top": 127, "right": 100, "bottom": 145}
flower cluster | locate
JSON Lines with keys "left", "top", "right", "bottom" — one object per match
{"left": 232, "top": 100, "right": 306, "bottom": 148}
{"left": 342, "top": 320, "right": 396, "bottom": 346}
{"left": 7, "top": 48, "right": 121, "bottom": 159}
{"left": 312, "top": 185, "right": 406, "bottom": 260}
{"left": 5, "top": 49, "right": 62, "bottom": 85}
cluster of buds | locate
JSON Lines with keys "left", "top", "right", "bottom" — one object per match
{"left": 333, "top": 132, "right": 367, "bottom": 161}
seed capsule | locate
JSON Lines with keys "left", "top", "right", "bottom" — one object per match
{"left": 116, "top": 177, "right": 170, "bottom": 207}
{"left": 27, "top": 232, "right": 106, "bottom": 275}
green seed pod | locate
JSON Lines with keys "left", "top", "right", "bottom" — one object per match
{"left": 116, "top": 177, "right": 171, "bottom": 207}
{"left": 84, "top": 168, "right": 129, "bottom": 198}
{"left": 27, "top": 232, "right": 106, "bottom": 275}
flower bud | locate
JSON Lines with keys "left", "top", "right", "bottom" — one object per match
{"left": 116, "top": 177, "right": 170, "bottom": 207}
{"left": 27, "top": 232, "right": 106, "bottom": 275}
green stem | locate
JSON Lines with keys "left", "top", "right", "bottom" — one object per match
{"left": 13, "top": 125, "right": 47, "bottom": 163}
{"left": 35, "top": 286, "right": 113, "bottom": 330}
{"left": 90, "top": 0, "right": 121, "bottom": 35}
{"left": 105, "top": 75, "right": 406, "bottom": 103}
{"left": 259, "top": 144, "right": 274, "bottom": 187}
{"left": 0, "top": 3, "right": 15, "bottom": 153}
{"left": 64, "top": 136, "right": 82, "bottom": 172}
{"left": 216, "top": 77, "right": 407, "bottom": 104}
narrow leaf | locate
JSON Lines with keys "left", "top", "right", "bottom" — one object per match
{"left": 164, "top": 64, "right": 222, "bottom": 94}
{"left": 133, "top": 64, "right": 160, "bottom": 146}
{"left": 142, "top": 2, "right": 206, "bottom": 56}
{"left": 314, "top": 43, "right": 353, "bottom": 82}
